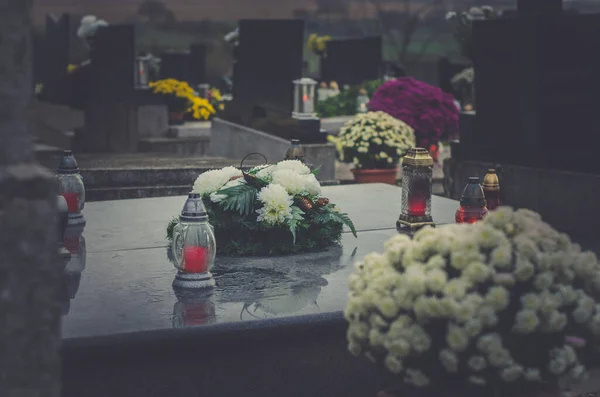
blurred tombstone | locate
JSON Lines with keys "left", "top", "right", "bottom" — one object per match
{"left": 40, "top": 14, "right": 70, "bottom": 104}
{"left": 320, "top": 37, "right": 382, "bottom": 86}
{"left": 81, "top": 25, "right": 138, "bottom": 153}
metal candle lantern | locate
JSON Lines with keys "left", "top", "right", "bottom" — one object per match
{"left": 455, "top": 177, "right": 489, "bottom": 224}
{"left": 397, "top": 148, "right": 435, "bottom": 234}
{"left": 56, "top": 150, "right": 86, "bottom": 227}
{"left": 292, "top": 77, "right": 318, "bottom": 119}
{"left": 171, "top": 193, "right": 217, "bottom": 289}
{"left": 356, "top": 88, "right": 369, "bottom": 113}
{"left": 482, "top": 169, "right": 501, "bottom": 211}
{"left": 134, "top": 55, "right": 150, "bottom": 88}
{"left": 285, "top": 139, "right": 305, "bottom": 161}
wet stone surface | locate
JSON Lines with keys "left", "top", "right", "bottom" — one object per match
{"left": 61, "top": 183, "right": 460, "bottom": 339}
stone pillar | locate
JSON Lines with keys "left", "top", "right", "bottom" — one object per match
{"left": 0, "top": 0, "right": 62, "bottom": 396}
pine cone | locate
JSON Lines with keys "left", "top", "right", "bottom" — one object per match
{"left": 314, "top": 197, "right": 330, "bottom": 208}
{"left": 297, "top": 197, "right": 313, "bottom": 211}
{"left": 229, "top": 175, "right": 242, "bottom": 182}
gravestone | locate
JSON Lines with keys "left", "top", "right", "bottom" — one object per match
{"left": 0, "top": 1, "right": 61, "bottom": 396}
{"left": 465, "top": 1, "right": 600, "bottom": 174}
{"left": 160, "top": 45, "right": 207, "bottom": 87}
{"left": 39, "top": 14, "right": 70, "bottom": 104}
{"left": 233, "top": 19, "right": 304, "bottom": 119}
{"left": 320, "top": 37, "right": 382, "bottom": 86}
{"left": 82, "top": 25, "right": 138, "bottom": 153}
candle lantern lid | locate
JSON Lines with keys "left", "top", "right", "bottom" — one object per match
{"left": 57, "top": 150, "right": 80, "bottom": 174}
{"left": 482, "top": 169, "right": 500, "bottom": 191}
{"left": 180, "top": 193, "right": 208, "bottom": 222}
{"left": 402, "top": 147, "right": 434, "bottom": 168}
{"left": 460, "top": 177, "right": 487, "bottom": 207}
{"left": 293, "top": 77, "right": 317, "bottom": 86}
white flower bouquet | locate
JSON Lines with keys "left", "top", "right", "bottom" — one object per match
{"left": 328, "top": 111, "right": 416, "bottom": 170}
{"left": 345, "top": 207, "right": 600, "bottom": 396}
{"left": 167, "top": 160, "right": 356, "bottom": 256}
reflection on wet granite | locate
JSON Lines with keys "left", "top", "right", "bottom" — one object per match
{"left": 60, "top": 226, "right": 87, "bottom": 316}
{"left": 61, "top": 230, "right": 396, "bottom": 339}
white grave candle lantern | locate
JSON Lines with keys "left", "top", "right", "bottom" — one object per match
{"left": 134, "top": 56, "right": 150, "bottom": 88}
{"left": 292, "top": 77, "right": 318, "bottom": 120}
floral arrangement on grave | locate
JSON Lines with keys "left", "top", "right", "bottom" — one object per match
{"left": 149, "top": 78, "right": 216, "bottom": 122}
{"left": 451, "top": 67, "right": 475, "bottom": 111}
{"left": 369, "top": 77, "right": 459, "bottom": 158}
{"left": 307, "top": 33, "right": 331, "bottom": 56}
{"left": 345, "top": 207, "right": 600, "bottom": 397}
{"left": 329, "top": 111, "right": 415, "bottom": 170}
{"left": 166, "top": 158, "right": 357, "bottom": 256}
{"left": 316, "top": 79, "right": 383, "bottom": 118}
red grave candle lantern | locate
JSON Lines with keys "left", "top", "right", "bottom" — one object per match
{"left": 482, "top": 168, "right": 502, "bottom": 211}
{"left": 56, "top": 150, "right": 86, "bottom": 227}
{"left": 397, "top": 148, "right": 435, "bottom": 234}
{"left": 171, "top": 193, "right": 217, "bottom": 289}
{"left": 455, "top": 177, "right": 489, "bottom": 224}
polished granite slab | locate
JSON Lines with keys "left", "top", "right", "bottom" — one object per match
{"left": 62, "top": 183, "right": 460, "bottom": 340}
{"left": 61, "top": 229, "right": 397, "bottom": 339}
{"left": 84, "top": 183, "right": 459, "bottom": 253}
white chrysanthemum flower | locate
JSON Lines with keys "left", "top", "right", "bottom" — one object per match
{"left": 255, "top": 184, "right": 293, "bottom": 225}
{"left": 209, "top": 177, "right": 244, "bottom": 203}
{"left": 274, "top": 160, "right": 311, "bottom": 175}
{"left": 348, "top": 343, "right": 362, "bottom": 356}
{"left": 439, "top": 349, "right": 459, "bottom": 372}
{"left": 520, "top": 293, "right": 540, "bottom": 310}
{"left": 443, "top": 278, "right": 468, "bottom": 298}
{"left": 534, "top": 272, "right": 555, "bottom": 291}
{"left": 544, "top": 310, "right": 567, "bottom": 332}
{"left": 548, "top": 357, "right": 567, "bottom": 375}
{"left": 500, "top": 365, "right": 524, "bottom": 382}
{"left": 405, "top": 369, "right": 430, "bottom": 387}
{"left": 488, "top": 348, "right": 513, "bottom": 368}
{"left": 426, "top": 269, "right": 448, "bottom": 292}
{"left": 476, "top": 333, "right": 502, "bottom": 353}
{"left": 485, "top": 286, "right": 510, "bottom": 311}
{"left": 468, "top": 376, "right": 486, "bottom": 386}
{"left": 270, "top": 169, "right": 311, "bottom": 195}
{"left": 512, "top": 309, "right": 539, "bottom": 333}
{"left": 463, "top": 262, "right": 492, "bottom": 283}
{"left": 478, "top": 306, "right": 499, "bottom": 327}
{"left": 490, "top": 245, "right": 512, "bottom": 268}
{"left": 524, "top": 368, "right": 542, "bottom": 381}
{"left": 303, "top": 173, "right": 322, "bottom": 196}
{"left": 447, "top": 325, "right": 469, "bottom": 352}
{"left": 468, "top": 355, "right": 487, "bottom": 371}
{"left": 385, "top": 338, "right": 411, "bottom": 358}
{"left": 193, "top": 166, "right": 242, "bottom": 197}
{"left": 384, "top": 354, "right": 403, "bottom": 374}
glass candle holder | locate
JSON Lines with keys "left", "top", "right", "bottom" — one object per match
{"left": 284, "top": 139, "right": 305, "bottom": 162}
{"left": 56, "top": 150, "right": 86, "bottom": 227}
{"left": 482, "top": 168, "right": 501, "bottom": 211}
{"left": 171, "top": 193, "right": 217, "bottom": 289}
{"left": 455, "top": 177, "right": 489, "bottom": 224}
{"left": 397, "top": 148, "right": 435, "bottom": 234}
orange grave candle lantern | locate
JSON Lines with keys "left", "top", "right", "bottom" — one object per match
{"left": 482, "top": 168, "right": 501, "bottom": 211}
{"left": 397, "top": 148, "right": 435, "bottom": 234}
{"left": 455, "top": 177, "right": 488, "bottom": 224}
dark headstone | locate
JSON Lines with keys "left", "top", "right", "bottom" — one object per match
{"left": 159, "top": 50, "right": 191, "bottom": 82}
{"left": 82, "top": 25, "right": 138, "bottom": 153}
{"left": 233, "top": 19, "right": 305, "bottom": 119}
{"left": 320, "top": 37, "right": 382, "bottom": 86}
{"left": 189, "top": 44, "right": 207, "bottom": 85}
{"left": 517, "top": 0, "right": 562, "bottom": 15}
{"left": 468, "top": 13, "right": 600, "bottom": 173}
{"left": 41, "top": 14, "right": 70, "bottom": 103}
{"left": 90, "top": 25, "right": 135, "bottom": 102}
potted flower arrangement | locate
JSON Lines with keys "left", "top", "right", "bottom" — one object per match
{"left": 368, "top": 77, "right": 459, "bottom": 162}
{"left": 208, "top": 87, "right": 225, "bottom": 114}
{"left": 149, "top": 78, "right": 215, "bottom": 124}
{"left": 166, "top": 159, "right": 356, "bottom": 256}
{"left": 328, "top": 111, "right": 416, "bottom": 185}
{"left": 345, "top": 207, "right": 600, "bottom": 397}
